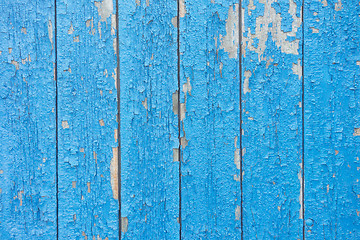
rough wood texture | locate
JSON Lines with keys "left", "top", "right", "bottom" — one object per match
{"left": 242, "top": 0, "right": 303, "bottom": 238}
{"left": 119, "top": 0, "right": 179, "bottom": 239}
{"left": 304, "top": 0, "right": 360, "bottom": 238}
{"left": 57, "top": 0, "right": 119, "bottom": 238}
{"left": 180, "top": 1, "right": 241, "bottom": 238}
{"left": 0, "top": 0, "right": 56, "bottom": 238}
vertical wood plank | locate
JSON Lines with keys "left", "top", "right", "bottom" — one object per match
{"left": 0, "top": 0, "right": 56, "bottom": 238}
{"left": 119, "top": 0, "right": 179, "bottom": 238}
{"left": 242, "top": 0, "right": 303, "bottom": 238}
{"left": 57, "top": 0, "right": 119, "bottom": 238}
{"left": 180, "top": 1, "right": 241, "bottom": 238}
{"left": 304, "top": 0, "right": 360, "bottom": 238}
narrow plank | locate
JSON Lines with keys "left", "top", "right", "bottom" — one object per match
{"left": 57, "top": 0, "right": 119, "bottom": 238}
{"left": 242, "top": 0, "right": 303, "bottom": 238}
{"left": 0, "top": 0, "right": 56, "bottom": 238}
{"left": 304, "top": 0, "right": 360, "bottom": 238}
{"left": 119, "top": 0, "right": 179, "bottom": 238}
{"left": 180, "top": 1, "right": 241, "bottom": 238}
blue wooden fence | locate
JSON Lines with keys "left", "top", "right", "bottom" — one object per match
{"left": 0, "top": 0, "right": 359, "bottom": 239}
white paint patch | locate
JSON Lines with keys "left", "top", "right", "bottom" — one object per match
{"left": 235, "top": 205, "right": 241, "bottom": 220}
{"left": 335, "top": 0, "right": 343, "bottom": 11}
{"left": 292, "top": 59, "right": 302, "bottom": 80}
{"left": 248, "top": 0, "right": 256, "bottom": 15}
{"left": 243, "top": 70, "right": 251, "bottom": 94}
{"left": 220, "top": 4, "right": 239, "bottom": 59}
{"left": 95, "top": 0, "right": 113, "bottom": 22}
{"left": 298, "top": 162, "right": 304, "bottom": 219}
{"left": 179, "top": 0, "right": 186, "bottom": 18}
{"left": 48, "top": 20, "right": 53, "bottom": 50}
{"left": 243, "top": 0, "right": 301, "bottom": 60}
{"left": 110, "top": 147, "right": 118, "bottom": 199}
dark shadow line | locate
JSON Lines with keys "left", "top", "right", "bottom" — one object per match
{"left": 116, "top": 0, "right": 122, "bottom": 239}
{"left": 238, "top": 0, "right": 243, "bottom": 239}
{"left": 301, "top": 0, "right": 305, "bottom": 239}
{"left": 54, "top": 0, "right": 59, "bottom": 239}
{"left": 177, "top": 0, "right": 182, "bottom": 239}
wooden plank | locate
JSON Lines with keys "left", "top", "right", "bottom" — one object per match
{"left": 0, "top": 0, "right": 56, "bottom": 238}
{"left": 304, "top": 0, "right": 360, "bottom": 238}
{"left": 179, "top": 1, "right": 241, "bottom": 238}
{"left": 241, "top": 0, "right": 303, "bottom": 238}
{"left": 57, "top": 0, "right": 119, "bottom": 238}
{"left": 119, "top": 0, "right": 179, "bottom": 238}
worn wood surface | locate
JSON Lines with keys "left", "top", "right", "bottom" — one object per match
{"left": 304, "top": 0, "right": 360, "bottom": 238}
{"left": 119, "top": 0, "right": 179, "bottom": 239}
{"left": 0, "top": 0, "right": 359, "bottom": 239}
{"left": 0, "top": 0, "right": 56, "bottom": 238}
{"left": 242, "top": 0, "right": 303, "bottom": 238}
{"left": 57, "top": 0, "right": 119, "bottom": 238}
{"left": 179, "top": 1, "right": 241, "bottom": 238}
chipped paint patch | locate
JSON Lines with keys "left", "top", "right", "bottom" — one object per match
{"left": 173, "top": 148, "right": 179, "bottom": 162}
{"left": 180, "top": 136, "right": 188, "bottom": 149}
{"left": 354, "top": 128, "right": 360, "bottom": 136}
{"left": 243, "top": 0, "right": 301, "bottom": 59}
{"left": 68, "top": 24, "right": 74, "bottom": 34}
{"left": 310, "top": 27, "right": 319, "bottom": 33}
{"left": 21, "top": 27, "right": 27, "bottom": 34}
{"left": 110, "top": 147, "right": 118, "bottom": 199}
{"left": 335, "top": 0, "right": 343, "bottom": 11}
{"left": 171, "top": 17, "right": 178, "bottom": 28}
{"left": 62, "top": 121, "right": 69, "bottom": 129}
{"left": 292, "top": 59, "right": 302, "bottom": 80}
{"left": 321, "top": 0, "right": 328, "bottom": 7}
{"left": 179, "top": 0, "right": 186, "bottom": 18}
{"left": 48, "top": 20, "right": 53, "bottom": 50}
{"left": 243, "top": 70, "right": 251, "bottom": 94}
{"left": 298, "top": 163, "right": 304, "bottom": 219}
{"left": 95, "top": 0, "right": 113, "bottom": 22}
{"left": 183, "top": 77, "right": 191, "bottom": 95}
{"left": 11, "top": 60, "right": 19, "bottom": 70}
{"left": 99, "top": 119, "right": 105, "bottom": 126}
{"left": 172, "top": 91, "right": 179, "bottom": 115}
{"left": 142, "top": 97, "right": 148, "bottom": 110}
{"left": 220, "top": 4, "right": 239, "bottom": 59}
{"left": 234, "top": 148, "right": 240, "bottom": 170}
{"left": 121, "top": 217, "right": 128, "bottom": 233}
{"left": 235, "top": 205, "right": 241, "bottom": 220}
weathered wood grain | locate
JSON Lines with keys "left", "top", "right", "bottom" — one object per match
{"left": 242, "top": 0, "right": 303, "bottom": 238}
{"left": 0, "top": 0, "right": 56, "bottom": 238}
{"left": 119, "top": 0, "right": 179, "bottom": 239}
{"left": 179, "top": 1, "right": 241, "bottom": 238}
{"left": 57, "top": 0, "right": 119, "bottom": 238}
{"left": 304, "top": 0, "right": 360, "bottom": 238}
